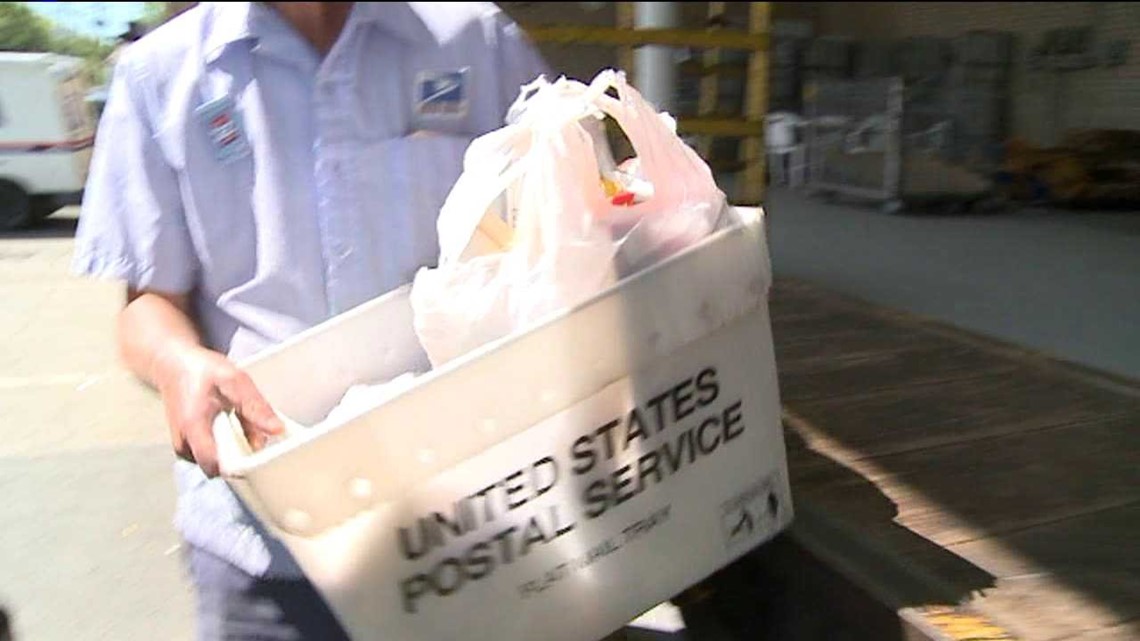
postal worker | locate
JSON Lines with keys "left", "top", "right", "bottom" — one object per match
{"left": 73, "top": 3, "right": 549, "bottom": 638}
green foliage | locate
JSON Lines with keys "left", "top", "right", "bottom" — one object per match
{"left": 139, "top": 2, "right": 168, "bottom": 28}
{"left": 0, "top": 2, "right": 54, "bottom": 52}
{"left": 50, "top": 30, "right": 114, "bottom": 60}
{"left": 0, "top": 2, "right": 117, "bottom": 85}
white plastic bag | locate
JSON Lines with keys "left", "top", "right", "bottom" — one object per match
{"left": 409, "top": 70, "right": 726, "bottom": 368}
{"left": 318, "top": 373, "right": 420, "bottom": 427}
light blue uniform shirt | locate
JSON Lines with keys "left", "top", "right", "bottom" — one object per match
{"left": 73, "top": 2, "right": 549, "bottom": 578}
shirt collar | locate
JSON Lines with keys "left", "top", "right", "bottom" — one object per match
{"left": 202, "top": 2, "right": 437, "bottom": 65}
{"left": 202, "top": 2, "right": 257, "bottom": 64}
{"left": 353, "top": 2, "right": 436, "bottom": 44}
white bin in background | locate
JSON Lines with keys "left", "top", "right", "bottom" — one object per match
{"left": 213, "top": 206, "right": 793, "bottom": 641}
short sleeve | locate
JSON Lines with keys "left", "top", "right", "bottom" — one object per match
{"left": 72, "top": 49, "right": 198, "bottom": 295}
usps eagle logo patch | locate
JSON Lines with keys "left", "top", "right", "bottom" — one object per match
{"left": 195, "top": 96, "right": 250, "bottom": 164}
{"left": 414, "top": 68, "right": 470, "bottom": 119}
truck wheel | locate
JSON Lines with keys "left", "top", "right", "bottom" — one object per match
{"left": 31, "top": 195, "right": 61, "bottom": 221}
{"left": 0, "top": 180, "right": 33, "bottom": 231}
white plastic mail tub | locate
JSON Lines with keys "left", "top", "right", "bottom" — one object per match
{"left": 212, "top": 206, "right": 792, "bottom": 641}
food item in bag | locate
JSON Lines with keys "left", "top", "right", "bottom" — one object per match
{"left": 286, "top": 71, "right": 729, "bottom": 431}
{"left": 461, "top": 209, "right": 514, "bottom": 260}
{"left": 605, "top": 158, "right": 653, "bottom": 206}
{"left": 408, "top": 69, "right": 726, "bottom": 367}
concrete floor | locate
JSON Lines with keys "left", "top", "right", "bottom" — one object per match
{"left": 765, "top": 188, "right": 1140, "bottom": 381}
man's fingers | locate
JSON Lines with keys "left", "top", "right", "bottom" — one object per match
{"left": 170, "top": 428, "right": 196, "bottom": 465}
{"left": 167, "top": 390, "right": 224, "bottom": 473}
{"left": 184, "top": 418, "right": 220, "bottom": 478}
{"left": 215, "top": 369, "right": 285, "bottom": 451}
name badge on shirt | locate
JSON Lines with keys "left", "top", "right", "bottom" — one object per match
{"left": 195, "top": 96, "right": 251, "bottom": 164}
{"left": 414, "top": 68, "right": 469, "bottom": 119}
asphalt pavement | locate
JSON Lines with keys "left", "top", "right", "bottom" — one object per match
{"left": 0, "top": 209, "right": 194, "bottom": 641}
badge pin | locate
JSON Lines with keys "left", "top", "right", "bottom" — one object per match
{"left": 195, "top": 96, "right": 250, "bottom": 163}
{"left": 414, "top": 69, "right": 470, "bottom": 119}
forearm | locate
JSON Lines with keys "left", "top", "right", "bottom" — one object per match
{"left": 115, "top": 289, "right": 283, "bottom": 472}
{"left": 117, "top": 290, "right": 206, "bottom": 390}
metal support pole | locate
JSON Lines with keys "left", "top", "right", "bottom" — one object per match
{"left": 739, "top": 2, "right": 770, "bottom": 205}
{"left": 634, "top": 2, "right": 680, "bottom": 113}
{"left": 616, "top": 3, "right": 635, "bottom": 82}
{"left": 698, "top": 2, "right": 727, "bottom": 161}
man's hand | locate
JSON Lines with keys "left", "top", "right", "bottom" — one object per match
{"left": 118, "top": 290, "right": 284, "bottom": 478}
{"left": 153, "top": 344, "right": 284, "bottom": 477}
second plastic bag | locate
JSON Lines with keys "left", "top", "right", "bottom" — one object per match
{"left": 409, "top": 70, "right": 726, "bottom": 368}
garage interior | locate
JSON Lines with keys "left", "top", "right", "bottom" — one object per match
{"left": 501, "top": 2, "right": 1140, "bottom": 210}
{"left": 493, "top": 7, "right": 1140, "bottom": 640}
{"left": 499, "top": 1, "right": 1140, "bottom": 380}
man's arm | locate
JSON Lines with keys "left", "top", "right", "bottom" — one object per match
{"left": 118, "top": 289, "right": 283, "bottom": 477}
{"left": 74, "top": 47, "right": 280, "bottom": 478}
{"left": 74, "top": 43, "right": 283, "bottom": 474}
{"left": 118, "top": 289, "right": 200, "bottom": 391}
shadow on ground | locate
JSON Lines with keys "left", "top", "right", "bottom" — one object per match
{"left": 760, "top": 276, "right": 1140, "bottom": 640}
{"left": 608, "top": 416, "right": 997, "bottom": 641}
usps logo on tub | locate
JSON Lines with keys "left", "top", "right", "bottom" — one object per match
{"left": 415, "top": 69, "right": 470, "bottom": 118}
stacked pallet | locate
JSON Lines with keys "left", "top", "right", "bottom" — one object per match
{"left": 803, "top": 36, "right": 855, "bottom": 80}
{"left": 770, "top": 29, "right": 808, "bottom": 113}
{"left": 946, "top": 31, "right": 1016, "bottom": 171}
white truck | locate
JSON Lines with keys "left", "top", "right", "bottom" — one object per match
{"left": 0, "top": 53, "right": 96, "bottom": 230}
